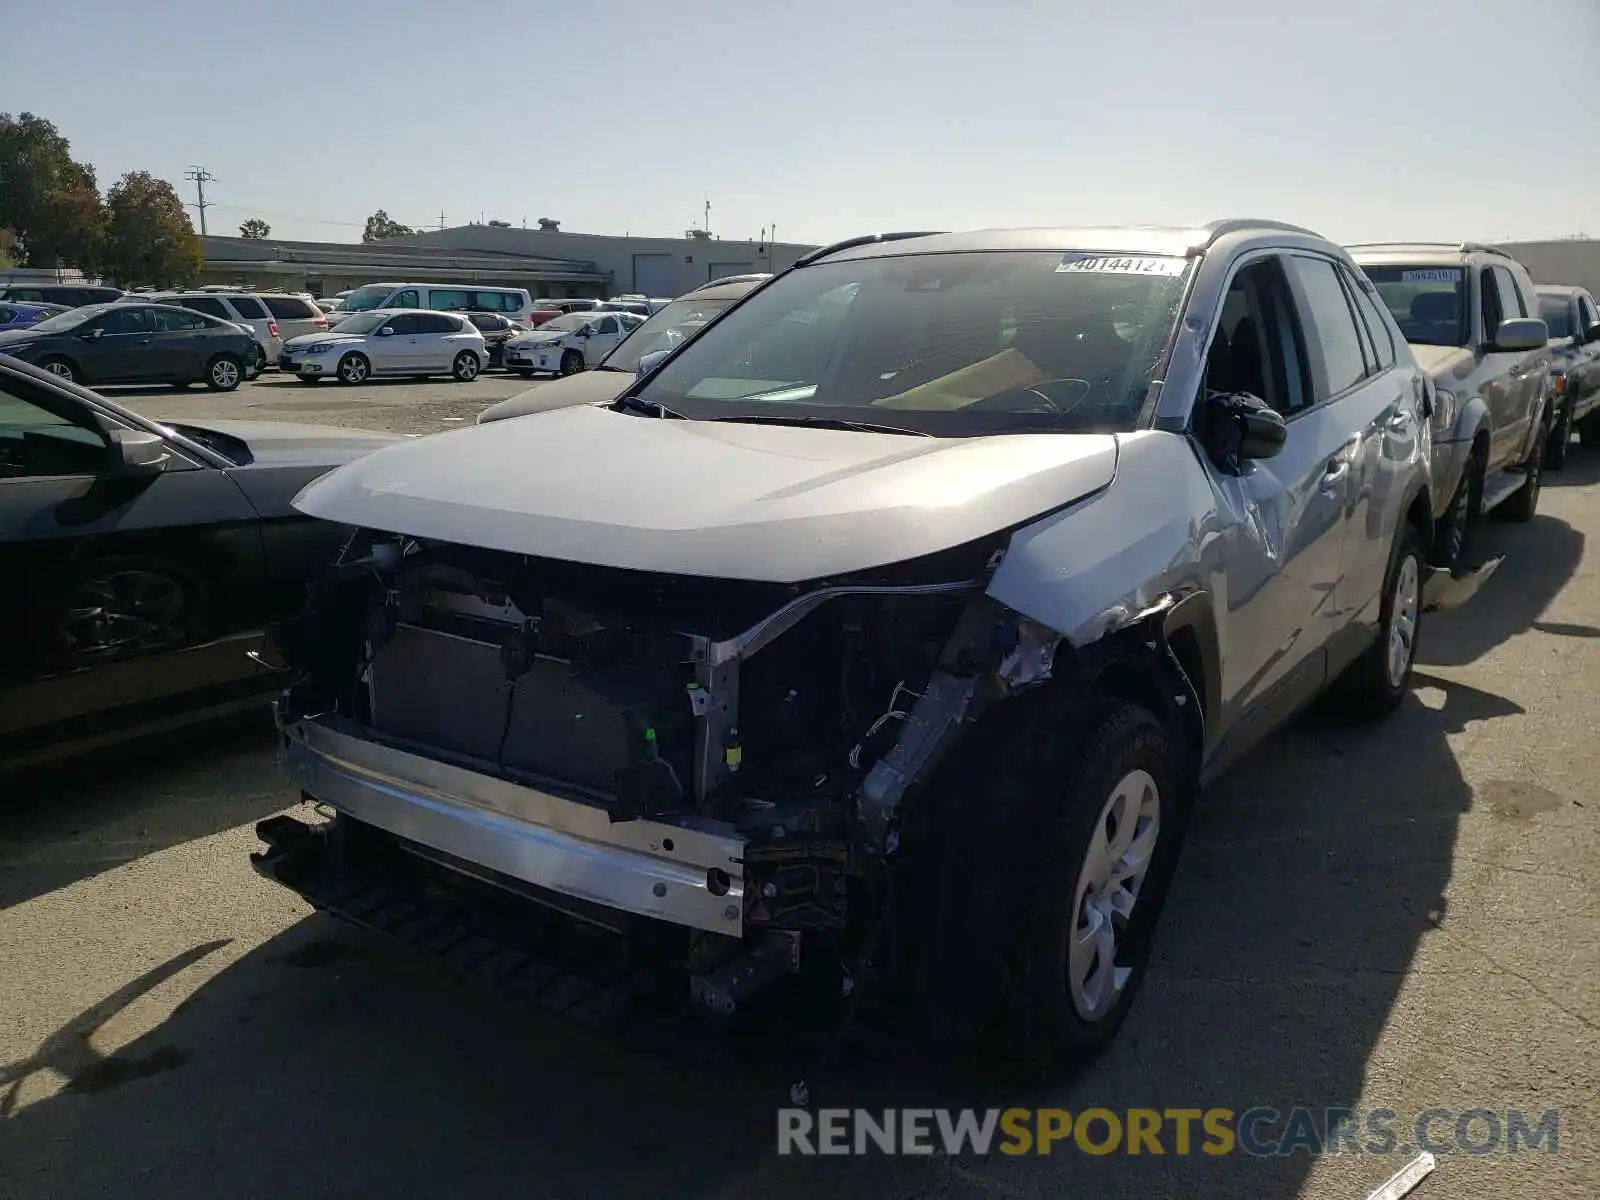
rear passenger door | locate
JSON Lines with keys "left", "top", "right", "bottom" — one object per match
{"left": 587, "top": 315, "right": 623, "bottom": 361}
{"left": 412, "top": 312, "right": 460, "bottom": 370}
{"left": 149, "top": 306, "right": 212, "bottom": 379}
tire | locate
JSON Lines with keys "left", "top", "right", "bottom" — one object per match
{"left": 1500, "top": 412, "right": 1547, "bottom": 523}
{"left": 451, "top": 351, "right": 481, "bottom": 382}
{"left": 204, "top": 354, "right": 242, "bottom": 392}
{"left": 1429, "top": 450, "right": 1481, "bottom": 571}
{"left": 559, "top": 350, "right": 584, "bottom": 376}
{"left": 894, "top": 693, "right": 1188, "bottom": 1083}
{"left": 1546, "top": 396, "right": 1574, "bottom": 469}
{"left": 38, "top": 357, "right": 77, "bottom": 383}
{"left": 1341, "top": 523, "right": 1425, "bottom": 720}
{"left": 336, "top": 353, "right": 370, "bottom": 385}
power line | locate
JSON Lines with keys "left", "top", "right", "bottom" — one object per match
{"left": 184, "top": 166, "right": 216, "bottom": 236}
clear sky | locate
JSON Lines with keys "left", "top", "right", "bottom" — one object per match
{"left": 7, "top": 0, "right": 1597, "bottom": 247}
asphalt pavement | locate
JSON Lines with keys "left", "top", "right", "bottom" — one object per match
{"left": 1, "top": 378, "right": 1595, "bottom": 1198}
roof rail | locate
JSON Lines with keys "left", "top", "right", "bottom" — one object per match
{"left": 1203, "top": 218, "right": 1322, "bottom": 244}
{"left": 793, "top": 230, "right": 945, "bottom": 268}
{"left": 1346, "top": 240, "right": 1514, "bottom": 259}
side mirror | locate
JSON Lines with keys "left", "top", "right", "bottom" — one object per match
{"left": 110, "top": 427, "right": 169, "bottom": 476}
{"left": 1583, "top": 322, "right": 1600, "bottom": 346}
{"left": 1203, "top": 391, "right": 1286, "bottom": 473}
{"left": 377, "top": 326, "right": 394, "bottom": 337}
{"left": 1490, "top": 317, "right": 1548, "bottom": 352}
{"left": 636, "top": 349, "right": 670, "bottom": 376}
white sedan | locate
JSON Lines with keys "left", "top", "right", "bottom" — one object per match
{"left": 502, "top": 311, "right": 644, "bottom": 377}
{"left": 279, "top": 309, "right": 487, "bottom": 384}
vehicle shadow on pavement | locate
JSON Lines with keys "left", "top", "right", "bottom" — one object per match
{"left": 1419, "top": 512, "right": 1586, "bottom": 669}
{"left": 0, "top": 709, "right": 285, "bottom": 911}
{"left": 0, "top": 662, "right": 1512, "bottom": 1200}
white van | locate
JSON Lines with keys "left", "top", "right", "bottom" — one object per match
{"left": 334, "top": 282, "right": 535, "bottom": 324}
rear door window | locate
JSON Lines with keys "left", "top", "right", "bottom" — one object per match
{"left": 473, "top": 290, "right": 511, "bottom": 311}
{"left": 414, "top": 312, "right": 458, "bottom": 333}
{"left": 153, "top": 307, "right": 208, "bottom": 332}
{"left": 1287, "top": 255, "right": 1368, "bottom": 400}
{"left": 262, "top": 295, "right": 317, "bottom": 319}
{"left": 181, "top": 296, "right": 231, "bottom": 319}
{"left": 97, "top": 307, "right": 153, "bottom": 335}
{"left": 1342, "top": 267, "right": 1396, "bottom": 370}
{"left": 428, "top": 289, "right": 471, "bottom": 310}
{"left": 227, "top": 295, "right": 269, "bottom": 319}
{"left": 390, "top": 289, "right": 420, "bottom": 308}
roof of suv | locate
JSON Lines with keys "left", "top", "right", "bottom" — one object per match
{"left": 1535, "top": 283, "right": 1587, "bottom": 297}
{"left": 678, "top": 278, "right": 765, "bottom": 302}
{"left": 810, "top": 220, "right": 1325, "bottom": 264}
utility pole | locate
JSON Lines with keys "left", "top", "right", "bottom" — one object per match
{"left": 185, "top": 166, "right": 216, "bottom": 236}
{"left": 704, "top": 196, "right": 711, "bottom": 236}
{"left": 439, "top": 210, "right": 446, "bottom": 231}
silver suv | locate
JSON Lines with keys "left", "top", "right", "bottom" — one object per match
{"left": 254, "top": 221, "right": 1440, "bottom": 1081}
{"left": 1349, "top": 244, "right": 1552, "bottom": 568}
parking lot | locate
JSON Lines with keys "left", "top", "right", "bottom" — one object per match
{"left": 2, "top": 374, "right": 1597, "bottom": 1200}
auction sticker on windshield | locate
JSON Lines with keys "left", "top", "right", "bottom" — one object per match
{"left": 1400, "top": 269, "right": 1463, "bottom": 283}
{"left": 1057, "top": 254, "right": 1186, "bottom": 277}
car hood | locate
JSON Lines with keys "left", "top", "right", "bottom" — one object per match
{"left": 476, "top": 371, "right": 633, "bottom": 423}
{"left": 1408, "top": 344, "right": 1476, "bottom": 381}
{"left": 159, "top": 418, "right": 403, "bottom": 466}
{"left": 292, "top": 403, "right": 1121, "bottom": 582}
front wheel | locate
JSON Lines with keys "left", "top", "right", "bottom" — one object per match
{"left": 1429, "top": 452, "right": 1480, "bottom": 570}
{"left": 205, "top": 354, "right": 242, "bottom": 392}
{"left": 452, "top": 351, "right": 481, "bottom": 382}
{"left": 336, "top": 352, "right": 370, "bottom": 385}
{"left": 1341, "top": 524, "right": 1425, "bottom": 719}
{"left": 39, "top": 357, "right": 77, "bottom": 383}
{"left": 559, "top": 349, "right": 584, "bottom": 376}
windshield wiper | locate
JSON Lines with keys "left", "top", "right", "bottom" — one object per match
{"left": 708, "top": 414, "right": 932, "bottom": 436}
{"left": 612, "top": 393, "right": 685, "bottom": 418}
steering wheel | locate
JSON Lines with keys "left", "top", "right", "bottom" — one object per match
{"left": 969, "top": 376, "right": 1095, "bottom": 417}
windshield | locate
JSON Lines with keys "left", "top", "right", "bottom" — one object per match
{"left": 1359, "top": 265, "right": 1467, "bottom": 347}
{"left": 603, "top": 297, "right": 738, "bottom": 370}
{"left": 1538, "top": 294, "right": 1573, "bottom": 339}
{"left": 328, "top": 312, "right": 388, "bottom": 335}
{"left": 632, "top": 250, "right": 1191, "bottom": 435}
{"left": 340, "top": 285, "right": 395, "bottom": 312}
{"left": 21, "top": 304, "right": 107, "bottom": 335}
{"left": 535, "top": 314, "right": 594, "bottom": 333}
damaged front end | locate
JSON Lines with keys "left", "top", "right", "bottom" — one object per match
{"left": 253, "top": 529, "right": 1088, "bottom": 1018}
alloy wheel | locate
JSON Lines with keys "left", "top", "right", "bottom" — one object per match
{"left": 1386, "top": 553, "right": 1420, "bottom": 689}
{"left": 212, "top": 358, "right": 239, "bottom": 389}
{"left": 1068, "top": 769, "right": 1162, "bottom": 1021}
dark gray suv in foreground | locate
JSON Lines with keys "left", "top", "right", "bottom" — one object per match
{"left": 256, "top": 220, "right": 1451, "bottom": 1082}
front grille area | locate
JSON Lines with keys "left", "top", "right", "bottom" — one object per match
{"left": 368, "top": 622, "right": 633, "bottom": 794}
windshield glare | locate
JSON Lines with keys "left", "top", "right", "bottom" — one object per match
{"left": 25, "top": 305, "right": 106, "bottom": 334}
{"left": 634, "top": 250, "right": 1190, "bottom": 434}
{"left": 331, "top": 312, "right": 388, "bottom": 334}
{"left": 538, "top": 314, "right": 593, "bottom": 333}
{"left": 1538, "top": 295, "right": 1573, "bottom": 339}
{"left": 1360, "top": 265, "right": 1467, "bottom": 347}
{"left": 340, "top": 285, "right": 394, "bottom": 312}
{"left": 604, "top": 297, "right": 736, "bottom": 370}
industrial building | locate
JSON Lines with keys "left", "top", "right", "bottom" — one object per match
{"left": 194, "top": 222, "right": 818, "bottom": 300}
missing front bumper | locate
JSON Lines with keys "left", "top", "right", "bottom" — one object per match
{"left": 276, "top": 714, "right": 747, "bottom": 934}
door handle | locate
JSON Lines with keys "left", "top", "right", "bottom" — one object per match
{"left": 1321, "top": 458, "right": 1350, "bottom": 491}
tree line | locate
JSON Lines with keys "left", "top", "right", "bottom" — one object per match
{"left": 0, "top": 112, "right": 204, "bottom": 288}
